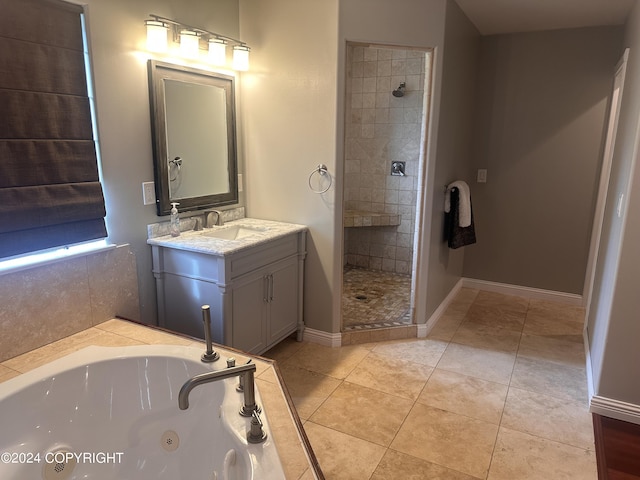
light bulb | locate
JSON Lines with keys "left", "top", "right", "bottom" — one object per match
{"left": 145, "top": 20, "right": 168, "bottom": 52}
{"left": 208, "top": 38, "right": 227, "bottom": 66}
{"left": 179, "top": 29, "right": 200, "bottom": 58}
{"left": 232, "top": 45, "right": 250, "bottom": 71}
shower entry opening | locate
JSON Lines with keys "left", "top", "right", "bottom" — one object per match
{"left": 341, "top": 42, "right": 433, "bottom": 333}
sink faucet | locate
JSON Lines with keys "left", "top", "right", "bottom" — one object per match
{"left": 204, "top": 210, "right": 224, "bottom": 227}
{"left": 178, "top": 361, "right": 259, "bottom": 415}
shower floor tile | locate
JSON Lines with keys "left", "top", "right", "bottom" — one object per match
{"left": 342, "top": 266, "right": 412, "bottom": 330}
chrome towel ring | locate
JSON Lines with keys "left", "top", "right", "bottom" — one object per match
{"left": 308, "top": 164, "right": 332, "bottom": 194}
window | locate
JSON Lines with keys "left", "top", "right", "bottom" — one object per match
{"left": 0, "top": 0, "right": 107, "bottom": 259}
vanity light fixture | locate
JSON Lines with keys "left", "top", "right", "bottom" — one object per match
{"left": 232, "top": 45, "right": 250, "bottom": 71}
{"left": 179, "top": 29, "right": 200, "bottom": 58}
{"left": 208, "top": 38, "right": 227, "bottom": 66}
{"left": 144, "top": 14, "right": 251, "bottom": 70}
{"left": 145, "top": 19, "right": 169, "bottom": 52}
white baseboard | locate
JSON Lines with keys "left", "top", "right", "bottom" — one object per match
{"left": 590, "top": 395, "right": 640, "bottom": 426}
{"left": 303, "top": 327, "right": 342, "bottom": 347}
{"left": 418, "top": 278, "right": 465, "bottom": 338}
{"left": 462, "top": 278, "right": 583, "bottom": 306}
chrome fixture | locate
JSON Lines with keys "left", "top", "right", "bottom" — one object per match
{"left": 200, "top": 305, "right": 219, "bottom": 362}
{"left": 392, "top": 82, "right": 406, "bottom": 97}
{"left": 178, "top": 361, "right": 260, "bottom": 416}
{"left": 144, "top": 14, "right": 251, "bottom": 70}
{"left": 193, "top": 217, "right": 203, "bottom": 231}
{"left": 204, "top": 210, "right": 224, "bottom": 227}
{"left": 391, "top": 161, "right": 406, "bottom": 176}
{"left": 247, "top": 410, "right": 267, "bottom": 443}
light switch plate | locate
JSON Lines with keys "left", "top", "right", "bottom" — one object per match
{"left": 142, "top": 182, "right": 155, "bottom": 205}
{"left": 477, "top": 169, "right": 487, "bottom": 183}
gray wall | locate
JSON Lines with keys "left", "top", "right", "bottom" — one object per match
{"left": 462, "top": 27, "right": 623, "bottom": 294}
{"left": 588, "top": 0, "right": 640, "bottom": 406}
{"left": 424, "top": 0, "right": 480, "bottom": 317}
{"left": 84, "top": 0, "right": 242, "bottom": 325}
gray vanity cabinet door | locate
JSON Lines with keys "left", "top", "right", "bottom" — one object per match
{"left": 231, "top": 270, "right": 269, "bottom": 354}
{"left": 267, "top": 257, "right": 299, "bottom": 345}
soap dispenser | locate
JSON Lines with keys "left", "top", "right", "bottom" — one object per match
{"left": 170, "top": 202, "right": 180, "bottom": 237}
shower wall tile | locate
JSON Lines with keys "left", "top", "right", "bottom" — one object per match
{"left": 344, "top": 44, "right": 427, "bottom": 274}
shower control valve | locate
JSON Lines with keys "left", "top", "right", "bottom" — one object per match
{"left": 391, "top": 161, "right": 406, "bottom": 176}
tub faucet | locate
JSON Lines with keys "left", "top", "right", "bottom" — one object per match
{"left": 200, "top": 305, "right": 219, "bottom": 363}
{"left": 204, "top": 210, "right": 224, "bottom": 227}
{"left": 178, "top": 362, "right": 259, "bottom": 416}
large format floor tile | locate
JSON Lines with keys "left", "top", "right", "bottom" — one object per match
{"left": 488, "top": 427, "right": 597, "bottom": 480}
{"left": 391, "top": 403, "right": 499, "bottom": 479}
{"left": 263, "top": 288, "right": 594, "bottom": 480}
{"left": 418, "top": 369, "right": 508, "bottom": 424}
{"left": 501, "top": 387, "right": 594, "bottom": 450}
{"left": 309, "top": 381, "right": 414, "bottom": 446}
{"left": 303, "top": 421, "right": 387, "bottom": 480}
{"left": 437, "top": 342, "right": 517, "bottom": 385}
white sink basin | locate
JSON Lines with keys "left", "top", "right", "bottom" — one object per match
{"left": 202, "top": 225, "right": 267, "bottom": 240}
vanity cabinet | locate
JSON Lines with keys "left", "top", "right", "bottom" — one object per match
{"left": 149, "top": 223, "right": 306, "bottom": 354}
{"left": 231, "top": 255, "right": 299, "bottom": 353}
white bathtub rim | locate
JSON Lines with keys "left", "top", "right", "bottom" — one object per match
{"left": 0, "top": 344, "right": 224, "bottom": 399}
{"left": 0, "top": 344, "right": 287, "bottom": 479}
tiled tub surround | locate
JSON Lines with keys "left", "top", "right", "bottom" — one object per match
{"left": 343, "top": 44, "right": 428, "bottom": 274}
{"left": 0, "top": 320, "right": 322, "bottom": 480}
{"left": 0, "top": 244, "right": 140, "bottom": 362}
{"left": 265, "top": 289, "right": 595, "bottom": 479}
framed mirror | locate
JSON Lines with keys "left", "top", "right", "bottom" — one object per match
{"left": 148, "top": 60, "right": 238, "bottom": 215}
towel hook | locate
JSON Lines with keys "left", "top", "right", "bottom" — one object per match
{"left": 308, "top": 164, "right": 332, "bottom": 194}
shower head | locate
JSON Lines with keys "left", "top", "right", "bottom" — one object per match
{"left": 392, "top": 82, "right": 406, "bottom": 97}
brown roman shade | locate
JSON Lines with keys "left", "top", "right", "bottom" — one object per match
{"left": 0, "top": 0, "right": 107, "bottom": 258}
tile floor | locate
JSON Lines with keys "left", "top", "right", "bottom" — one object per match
{"left": 264, "top": 288, "right": 595, "bottom": 479}
{"left": 342, "top": 267, "right": 412, "bottom": 330}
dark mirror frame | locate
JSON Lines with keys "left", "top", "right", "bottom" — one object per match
{"left": 148, "top": 60, "right": 238, "bottom": 216}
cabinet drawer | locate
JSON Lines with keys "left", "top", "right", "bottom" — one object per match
{"left": 228, "top": 233, "right": 300, "bottom": 279}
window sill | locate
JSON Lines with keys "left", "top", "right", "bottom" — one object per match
{"left": 0, "top": 240, "right": 116, "bottom": 277}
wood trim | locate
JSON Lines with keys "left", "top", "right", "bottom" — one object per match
{"left": 593, "top": 413, "right": 640, "bottom": 479}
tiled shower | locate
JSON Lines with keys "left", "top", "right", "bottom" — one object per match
{"left": 342, "top": 43, "right": 431, "bottom": 330}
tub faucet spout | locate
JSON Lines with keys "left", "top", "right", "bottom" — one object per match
{"left": 178, "top": 362, "right": 259, "bottom": 416}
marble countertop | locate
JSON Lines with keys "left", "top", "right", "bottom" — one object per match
{"left": 147, "top": 218, "right": 307, "bottom": 256}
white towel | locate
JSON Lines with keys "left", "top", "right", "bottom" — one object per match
{"left": 445, "top": 180, "right": 472, "bottom": 227}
